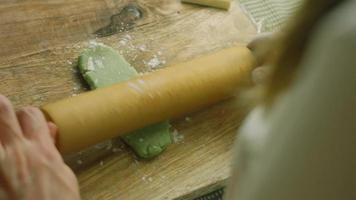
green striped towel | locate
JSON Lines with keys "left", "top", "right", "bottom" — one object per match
{"left": 239, "top": 0, "right": 303, "bottom": 32}
{"left": 194, "top": 188, "right": 224, "bottom": 200}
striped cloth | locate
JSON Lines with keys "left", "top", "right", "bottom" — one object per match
{"left": 195, "top": 188, "right": 224, "bottom": 200}
{"left": 239, "top": 0, "right": 303, "bottom": 32}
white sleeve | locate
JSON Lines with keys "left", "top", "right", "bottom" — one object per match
{"left": 229, "top": 3, "right": 356, "bottom": 200}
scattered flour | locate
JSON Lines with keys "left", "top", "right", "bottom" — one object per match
{"left": 147, "top": 55, "right": 161, "bottom": 69}
{"left": 142, "top": 175, "right": 147, "bottom": 181}
{"left": 119, "top": 40, "right": 128, "bottom": 46}
{"left": 138, "top": 44, "right": 147, "bottom": 52}
{"left": 87, "top": 57, "right": 95, "bottom": 71}
{"left": 114, "top": 34, "right": 167, "bottom": 71}
{"left": 185, "top": 117, "right": 192, "bottom": 122}
{"left": 94, "top": 59, "right": 104, "bottom": 69}
{"left": 172, "top": 129, "right": 184, "bottom": 143}
{"left": 141, "top": 175, "right": 153, "bottom": 183}
{"left": 88, "top": 39, "right": 105, "bottom": 48}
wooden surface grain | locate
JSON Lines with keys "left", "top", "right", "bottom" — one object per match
{"left": 0, "top": 0, "right": 256, "bottom": 199}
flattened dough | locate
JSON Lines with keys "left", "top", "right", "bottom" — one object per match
{"left": 78, "top": 43, "right": 172, "bottom": 159}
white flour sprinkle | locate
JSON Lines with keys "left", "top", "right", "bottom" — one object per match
{"left": 172, "top": 129, "right": 184, "bottom": 143}
{"left": 94, "top": 59, "right": 104, "bottom": 69}
{"left": 89, "top": 40, "right": 104, "bottom": 48}
{"left": 138, "top": 44, "right": 147, "bottom": 52}
{"left": 124, "top": 34, "right": 132, "bottom": 40}
{"left": 142, "top": 175, "right": 147, "bottom": 181}
{"left": 87, "top": 57, "right": 95, "bottom": 71}
{"left": 119, "top": 40, "right": 128, "bottom": 46}
{"left": 147, "top": 56, "right": 161, "bottom": 69}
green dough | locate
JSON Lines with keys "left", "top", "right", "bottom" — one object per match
{"left": 78, "top": 44, "right": 137, "bottom": 89}
{"left": 78, "top": 43, "right": 172, "bottom": 159}
{"left": 123, "top": 122, "right": 172, "bottom": 157}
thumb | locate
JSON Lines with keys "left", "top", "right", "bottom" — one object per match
{"left": 252, "top": 65, "right": 272, "bottom": 85}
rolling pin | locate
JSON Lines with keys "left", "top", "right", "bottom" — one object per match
{"left": 41, "top": 46, "right": 256, "bottom": 154}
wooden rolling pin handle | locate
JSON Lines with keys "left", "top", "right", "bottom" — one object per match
{"left": 41, "top": 46, "right": 256, "bottom": 154}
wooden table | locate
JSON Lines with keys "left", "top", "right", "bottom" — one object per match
{"left": 0, "top": 0, "right": 257, "bottom": 199}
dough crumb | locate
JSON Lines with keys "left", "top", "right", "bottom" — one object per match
{"left": 172, "top": 129, "right": 184, "bottom": 143}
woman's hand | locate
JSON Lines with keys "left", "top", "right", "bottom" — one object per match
{"left": 248, "top": 33, "right": 275, "bottom": 85}
{"left": 0, "top": 95, "right": 80, "bottom": 200}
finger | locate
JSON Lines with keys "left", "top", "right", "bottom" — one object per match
{"left": 17, "top": 108, "right": 62, "bottom": 161}
{"left": 247, "top": 33, "right": 274, "bottom": 66}
{"left": 47, "top": 122, "right": 58, "bottom": 144}
{"left": 247, "top": 33, "right": 274, "bottom": 51}
{"left": 16, "top": 107, "right": 52, "bottom": 144}
{"left": 0, "top": 95, "right": 23, "bottom": 144}
{"left": 252, "top": 66, "right": 272, "bottom": 85}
